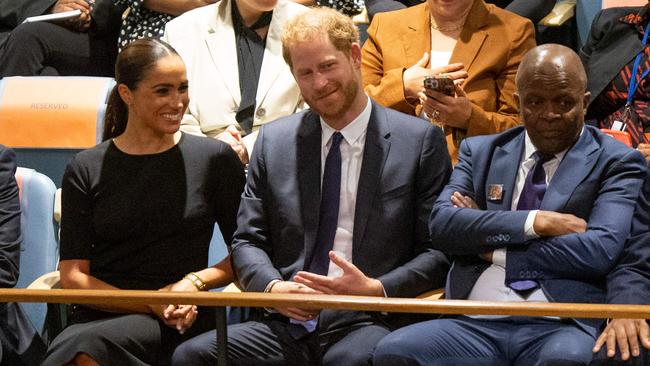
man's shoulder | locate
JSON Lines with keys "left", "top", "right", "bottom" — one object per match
{"left": 584, "top": 125, "right": 644, "bottom": 162}
{"left": 463, "top": 125, "right": 525, "bottom": 151}
{"left": 258, "top": 110, "right": 312, "bottom": 139}
{"left": 380, "top": 103, "right": 433, "bottom": 132}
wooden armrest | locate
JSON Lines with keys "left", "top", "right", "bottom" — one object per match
{"left": 222, "top": 282, "right": 444, "bottom": 300}
{"left": 222, "top": 282, "right": 242, "bottom": 293}
{"left": 27, "top": 271, "right": 61, "bottom": 290}
{"left": 416, "top": 288, "right": 444, "bottom": 300}
{"left": 539, "top": 0, "right": 576, "bottom": 27}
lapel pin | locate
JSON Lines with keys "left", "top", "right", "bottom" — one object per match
{"left": 487, "top": 184, "right": 504, "bottom": 201}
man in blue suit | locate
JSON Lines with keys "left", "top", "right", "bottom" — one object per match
{"left": 374, "top": 44, "right": 647, "bottom": 365}
{"left": 171, "top": 7, "right": 452, "bottom": 366}
{"left": 0, "top": 145, "right": 46, "bottom": 365}
{"left": 591, "top": 172, "right": 650, "bottom": 365}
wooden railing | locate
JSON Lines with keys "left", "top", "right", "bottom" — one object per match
{"left": 2, "top": 288, "right": 649, "bottom": 365}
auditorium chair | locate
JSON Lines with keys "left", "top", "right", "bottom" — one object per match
{"left": 14, "top": 167, "right": 61, "bottom": 342}
{"left": 0, "top": 76, "right": 115, "bottom": 187}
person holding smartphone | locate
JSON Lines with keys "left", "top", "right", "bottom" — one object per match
{"left": 361, "top": 0, "right": 536, "bottom": 162}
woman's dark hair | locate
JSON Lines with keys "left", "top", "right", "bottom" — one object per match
{"left": 103, "top": 38, "right": 181, "bottom": 141}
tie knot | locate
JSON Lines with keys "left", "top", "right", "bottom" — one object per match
{"left": 331, "top": 132, "right": 343, "bottom": 148}
{"left": 534, "top": 151, "right": 554, "bottom": 165}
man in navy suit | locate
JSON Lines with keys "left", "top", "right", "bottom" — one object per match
{"left": 171, "top": 7, "right": 451, "bottom": 366}
{"left": 590, "top": 173, "right": 650, "bottom": 365}
{"left": 374, "top": 44, "right": 647, "bottom": 365}
{"left": 0, "top": 145, "right": 46, "bottom": 365}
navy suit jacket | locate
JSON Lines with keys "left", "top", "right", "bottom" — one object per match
{"left": 0, "top": 145, "right": 45, "bottom": 365}
{"left": 429, "top": 125, "right": 646, "bottom": 330}
{"left": 231, "top": 100, "right": 452, "bottom": 331}
{"left": 605, "top": 168, "right": 650, "bottom": 305}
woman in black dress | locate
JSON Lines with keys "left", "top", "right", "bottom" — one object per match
{"left": 43, "top": 38, "right": 245, "bottom": 366}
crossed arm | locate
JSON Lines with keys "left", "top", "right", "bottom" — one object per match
{"left": 430, "top": 140, "right": 646, "bottom": 282}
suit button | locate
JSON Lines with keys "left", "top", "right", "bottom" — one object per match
{"left": 532, "top": 271, "right": 538, "bottom": 277}
{"left": 504, "top": 234, "right": 510, "bottom": 241}
{"left": 256, "top": 107, "right": 266, "bottom": 118}
{"left": 519, "top": 271, "right": 525, "bottom": 276}
{"left": 486, "top": 236, "right": 492, "bottom": 243}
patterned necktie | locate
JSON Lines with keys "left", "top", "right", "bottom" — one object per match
{"left": 290, "top": 132, "right": 343, "bottom": 338}
{"left": 508, "top": 151, "right": 554, "bottom": 292}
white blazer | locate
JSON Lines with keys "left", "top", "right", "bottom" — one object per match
{"left": 162, "top": 0, "right": 306, "bottom": 138}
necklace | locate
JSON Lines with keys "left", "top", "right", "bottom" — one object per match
{"left": 430, "top": 15, "right": 465, "bottom": 32}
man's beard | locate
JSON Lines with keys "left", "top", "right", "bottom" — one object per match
{"left": 307, "top": 77, "right": 359, "bottom": 122}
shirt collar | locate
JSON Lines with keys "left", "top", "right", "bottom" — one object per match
{"left": 522, "top": 127, "right": 584, "bottom": 164}
{"left": 320, "top": 97, "right": 372, "bottom": 147}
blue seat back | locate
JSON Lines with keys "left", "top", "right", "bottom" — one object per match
{"left": 15, "top": 167, "right": 58, "bottom": 334}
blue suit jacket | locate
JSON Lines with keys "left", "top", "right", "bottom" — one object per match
{"left": 231, "top": 100, "right": 452, "bottom": 331}
{"left": 0, "top": 145, "right": 45, "bottom": 365}
{"left": 429, "top": 125, "right": 646, "bottom": 330}
{"left": 605, "top": 168, "right": 650, "bottom": 305}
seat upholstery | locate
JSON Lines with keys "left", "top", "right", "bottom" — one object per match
{"left": 14, "top": 167, "right": 58, "bottom": 335}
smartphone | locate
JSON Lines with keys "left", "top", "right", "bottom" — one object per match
{"left": 423, "top": 75, "right": 455, "bottom": 96}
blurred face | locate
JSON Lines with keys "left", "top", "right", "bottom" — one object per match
{"left": 288, "top": 35, "right": 363, "bottom": 128}
{"left": 120, "top": 55, "right": 189, "bottom": 136}
{"left": 427, "top": 0, "right": 473, "bottom": 21}
{"left": 516, "top": 65, "right": 590, "bottom": 155}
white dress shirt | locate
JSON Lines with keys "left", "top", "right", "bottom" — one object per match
{"left": 319, "top": 97, "right": 372, "bottom": 277}
{"left": 467, "top": 130, "right": 575, "bottom": 310}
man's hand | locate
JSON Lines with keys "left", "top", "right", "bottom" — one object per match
{"left": 402, "top": 52, "right": 466, "bottom": 103}
{"left": 419, "top": 81, "right": 472, "bottom": 130}
{"left": 451, "top": 191, "right": 478, "bottom": 209}
{"left": 51, "top": 0, "right": 93, "bottom": 32}
{"left": 269, "top": 281, "right": 321, "bottom": 321}
{"left": 593, "top": 319, "right": 650, "bottom": 360}
{"left": 638, "top": 143, "right": 650, "bottom": 163}
{"left": 293, "top": 251, "right": 385, "bottom": 297}
{"left": 533, "top": 211, "right": 587, "bottom": 237}
{"left": 217, "top": 125, "right": 249, "bottom": 164}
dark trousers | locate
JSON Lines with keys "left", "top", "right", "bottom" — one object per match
{"left": 172, "top": 318, "right": 391, "bottom": 366}
{"left": 373, "top": 316, "right": 596, "bottom": 366}
{"left": 0, "top": 302, "right": 46, "bottom": 366}
{"left": 0, "top": 21, "right": 115, "bottom": 77}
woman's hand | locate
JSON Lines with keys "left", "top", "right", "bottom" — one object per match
{"left": 402, "top": 53, "right": 466, "bottom": 104}
{"left": 419, "top": 80, "right": 472, "bottom": 130}
{"left": 217, "top": 125, "right": 249, "bottom": 164}
{"left": 153, "top": 278, "right": 200, "bottom": 334}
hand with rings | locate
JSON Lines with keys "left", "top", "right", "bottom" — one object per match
{"left": 216, "top": 125, "right": 249, "bottom": 164}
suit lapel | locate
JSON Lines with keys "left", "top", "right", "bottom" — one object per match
{"left": 205, "top": 0, "right": 240, "bottom": 106}
{"left": 298, "top": 112, "right": 322, "bottom": 270}
{"left": 403, "top": 4, "right": 431, "bottom": 67}
{"left": 449, "top": 0, "right": 489, "bottom": 73}
{"left": 353, "top": 102, "right": 391, "bottom": 255}
{"left": 542, "top": 129, "right": 600, "bottom": 212}
{"left": 256, "top": 1, "right": 288, "bottom": 106}
{"left": 485, "top": 132, "right": 524, "bottom": 211}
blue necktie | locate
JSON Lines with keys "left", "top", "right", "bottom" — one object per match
{"left": 508, "top": 151, "right": 553, "bottom": 292}
{"left": 307, "top": 132, "right": 343, "bottom": 275}
{"left": 290, "top": 132, "right": 343, "bottom": 338}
